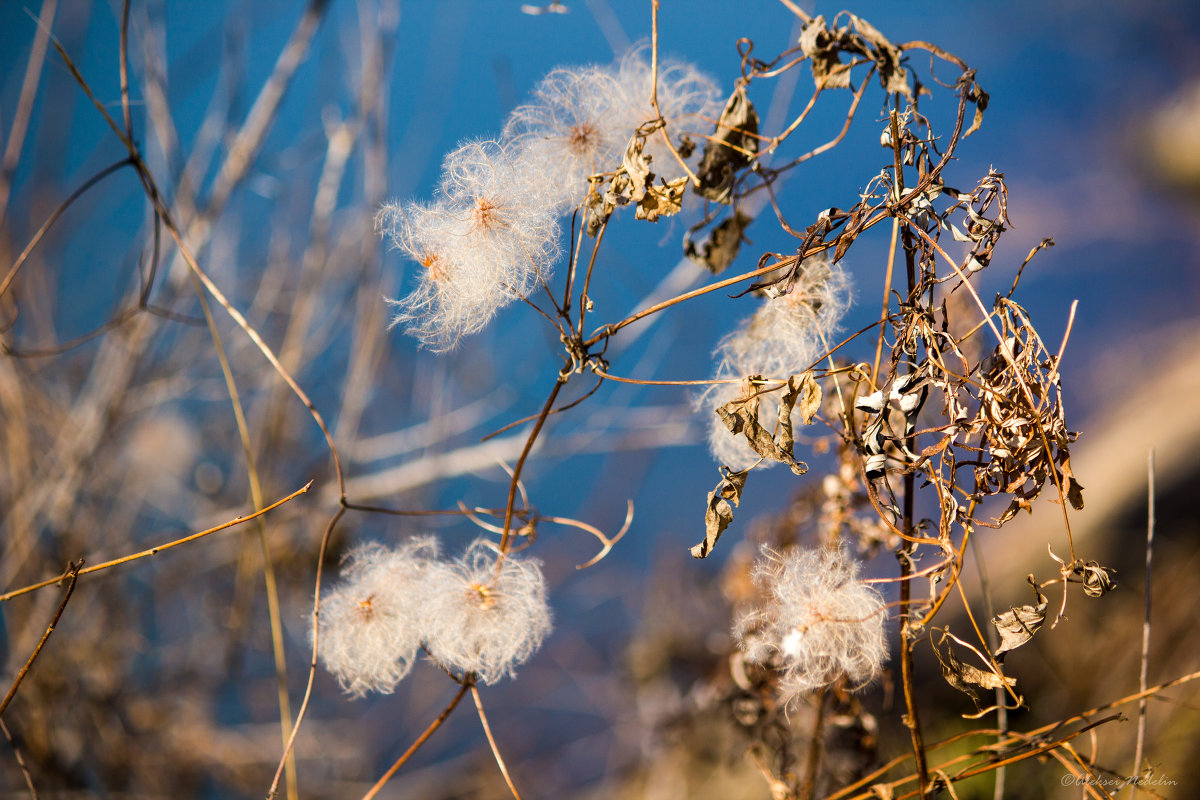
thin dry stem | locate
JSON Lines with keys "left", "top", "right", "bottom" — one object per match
{"left": 472, "top": 684, "right": 525, "bottom": 800}
{"left": 360, "top": 681, "right": 471, "bottom": 800}
{"left": 0, "top": 0, "right": 58, "bottom": 224}
{"left": 1130, "top": 450, "right": 1155, "bottom": 798}
{"left": 649, "top": 0, "right": 702, "bottom": 188}
{"left": 0, "top": 717, "right": 39, "bottom": 799}
{"left": 0, "top": 483, "right": 311, "bottom": 603}
{"left": 267, "top": 506, "right": 345, "bottom": 800}
{"left": 0, "top": 562, "right": 80, "bottom": 717}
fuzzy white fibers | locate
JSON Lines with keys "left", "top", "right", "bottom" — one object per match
{"left": 315, "top": 539, "right": 441, "bottom": 698}
{"left": 503, "top": 65, "right": 629, "bottom": 211}
{"left": 611, "top": 46, "right": 722, "bottom": 180}
{"left": 715, "top": 255, "right": 852, "bottom": 379}
{"left": 377, "top": 139, "right": 559, "bottom": 350}
{"left": 377, "top": 200, "right": 496, "bottom": 351}
{"left": 735, "top": 545, "right": 887, "bottom": 702}
{"left": 704, "top": 256, "right": 851, "bottom": 469}
{"left": 502, "top": 47, "right": 720, "bottom": 211}
{"left": 437, "top": 138, "right": 561, "bottom": 295}
{"left": 422, "top": 538, "right": 552, "bottom": 685}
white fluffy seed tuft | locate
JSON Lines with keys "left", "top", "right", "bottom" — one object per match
{"left": 735, "top": 545, "right": 887, "bottom": 703}
{"left": 315, "top": 538, "right": 441, "bottom": 698}
{"left": 611, "top": 46, "right": 722, "bottom": 179}
{"left": 503, "top": 65, "right": 628, "bottom": 211}
{"left": 376, "top": 139, "right": 560, "bottom": 351}
{"left": 422, "top": 538, "right": 553, "bottom": 685}
{"left": 715, "top": 255, "right": 852, "bottom": 379}
{"left": 436, "top": 138, "right": 561, "bottom": 296}
{"left": 381, "top": 48, "right": 719, "bottom": 345}
{"left": 315, "top": 536, "right": 554, "bottom": 696}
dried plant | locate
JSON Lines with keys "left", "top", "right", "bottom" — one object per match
{"left": 1, "top": 2, "right": 1196, "bottom": 799}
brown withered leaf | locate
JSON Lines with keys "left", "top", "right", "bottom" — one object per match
{"left": 798, "top": 15, "right": 850, "bottom": 90}
{"left": 963, "top": 77, "right": 990, "bottom": 138}
{"left": 585, "top": 136, "right": 656, "bottom": 236}
{"left": 930, "top": 629, "right": 1017, "bottom": 707}
{"left": 776, "top": 375, "right": 816, "bottom": 462}
{"left": 685, "top": 211, "right": 752, "bottom": 274}
{"left": 695, "top": 85, "right": 758, "bottom": 203}
{"left": 799, "top": 14, "right": 911, "bottom": 96}
{"left": 833, "top": 202, "right": 868, "bottom": 263}
{"left": 793, "top": 371, "right": 823, "bottom": 426}
{"left": 1060, "top": 453, "right": 1085, "bottom": 510}
{"left": 692, "top": 467, "right": 748, "bottom": 558}
{"left": 849, "top": 15, "right": 910, "bottom": 97}
{"left": 584, "top": 179, "right": 614, "bottom": 237}
{"left": 1075, "top": 561, "right": 1117, "bottom": 598}
{"left": 612, "top": 134, "right": 652, "bottom": 204}
{"left": 635, "top": 176, "right": 687, "bottom": 222}
{"left": 992, "top": 575, "right": 1047, "bottom": 661}
{"left": 716, "top": 377, "right": 811, "bottom": 475}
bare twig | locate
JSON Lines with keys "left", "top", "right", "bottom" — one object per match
{"left": 360, "top": 681, "right": 472, "bottom": 800}
{"left": 0, "top": 562, "right": 81, "bottom": 717}
{"left": 0, "top": 0, "right": 58, "bottom": 225}
{"left": 267, "top": 506, "right": 345, "bottom": 800}
{"left": 1129, "top": 450, "right": 1155, "bottom": 798}
{"left": 472, "top": 684, "right": 525, "bottom": 800}
{"left": 0, "top": 718, "right": 39, "bottom": 799}
{"left": 0, "top": 483, "right": 311, "bottom": 602}
{"left": 1, "top": 158, "right": 135, "bottom": 302}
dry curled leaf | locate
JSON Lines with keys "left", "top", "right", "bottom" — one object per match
{"left": 716, "top": 376, "right": 813, "bottom": 475}
{"left": 967, "top": 298, "right": 1082, "bottom": 525}
{"left": 991, "top": 575, "right": 1047, "bottom": 661}
{"left": 962, "top": 74, "right": 990, "bottom": 138}
{"left": 799, "top": 14, "right": 911, "bottom": 96}
{"left": 848, "top": 15, "right": 910, "bottom": 97}
{"left": 792, "top": 371, "right": 823, "bottom": 426}
{"left": 695, "top": 84, "right": 758, "bottom": 204}
{"left": 685, "top": 210, "right": 752, "bottom": 274}
{"left": 693, "top": 467, "right": 748, "bottom": 558}
{"left": 798, "top": 15, "right": 851, "bottom": 90}
{"left": 619, "top": 135, "right": 652, "bottom": 201}
{"left": 586, "top": 135, "right": 655, "bottom": 235}
{"left": 635, "top": 176, "right": 687, "bottom": 222}
{"left": 1072, "top": 560, "right": 1117, "bottom": 598}
{"left": 930, "top": 629, "right": 1017, "bottom": 707}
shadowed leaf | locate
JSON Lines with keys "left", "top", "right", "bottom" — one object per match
{"left": 992, "top": 575, "right": 1047, "bottom": 661}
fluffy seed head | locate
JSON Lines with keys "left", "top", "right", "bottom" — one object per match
{"left": 438, "top": 139, "right": 561, "bottom": 299}
{"left": 503, "top": 65, "right": 628, "bottom": 211}
{"left": 611, "top": 46, "right": 722, "bottom": 178}
{"left": 735, "top": 545, "right": 887, "bottom": 702}
{"left": 315, "top": 538, "right": 441, "bottom": 698}
{"left": 422, "top": 538, "right": 552, "bottom": 685}
{"left": 377, "top": 140, "right": 562, "bottom": 350}
{"left": 715, "top": 255, "right": 852, "bottom": 379}
{"left": 704, "top": 256, "right": 851, "bottom": 469}
{"left": 377, "top": 200, "right": 505, "bottom": 351}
